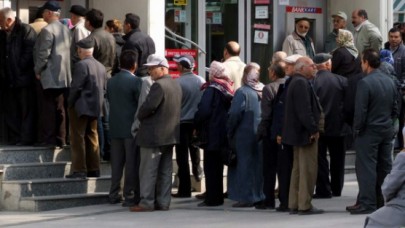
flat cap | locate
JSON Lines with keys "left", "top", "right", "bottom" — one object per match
{"left": 41, "top": 1, "right": 61, "bottom": 12}
{"left": 332, "top": 11, "right": 347, "bottom": 21}
{"left": 144, "top": 54, "right": 169, "bottom": 68}
{"left": 76, "top": 38, "right": 94, "bottom": 49}
{"left": 313, "top": 53, "right": 332, "bottom": 64}
{"left": 283, "top": 54, "right": 302, "bottom": 64}
{"left": 173, "top": 54, "right": 195, "bottom": 69}
{"left": 70, "top": 5, "right": 87, "bottom": 17}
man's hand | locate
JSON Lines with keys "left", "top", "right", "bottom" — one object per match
{"left": 309, "top": 132, "right": 319, "bottom": 143}
{"left": 276, "top": 136, "right": 282, "bottom": 145}
{"left": 36, "top": 74, "right": 40, "bottom": 80}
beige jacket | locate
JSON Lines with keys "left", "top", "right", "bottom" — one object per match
{"left": 223, "top": 56, "right": 246, "bottom": 91}
{"left": 282, "top": 32, "right": 315, "bottom": 57}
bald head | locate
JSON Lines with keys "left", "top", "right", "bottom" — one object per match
{"left": 295, "top": 57, "right": 316, "bottom": 79}
{"left": 352, "top": 9, "right": 368, "bottom": 27}
{"left": 224, "top": 41, "right": 241, "bottom": 60}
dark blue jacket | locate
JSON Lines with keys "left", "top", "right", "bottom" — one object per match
{"left": 194, "top": 87, "right": 232, "bottom": 151}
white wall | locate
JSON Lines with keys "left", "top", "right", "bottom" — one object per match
{"left": 89, "top": 0, "right": 165, "bottom": 56}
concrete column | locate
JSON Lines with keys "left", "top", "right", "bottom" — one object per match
{"left": 88, "top": 0, "right": 165, "bottom": 56}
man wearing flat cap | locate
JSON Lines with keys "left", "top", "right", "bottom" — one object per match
{"left": 66, "top": 38, "right": 107, "bottom": 179}
{"left": 325, "top": 11, "right": 349, "bottom": 53}
{"left": 34, "top": 0, "right": 71, "bottom": 148}
{"left": 282, "top": 18, "right": 315, "bottom": 58}
{"left": 70, "top": 5, "right": 90, "bottom": 65}
{"left": 312, "top": 53, "right": 348, "bottom": 199}
{"left": 130, "top": 54, "right": 182, "bottom": 212}
{"left": 172, "top": 54, "right": 205, "bottom": 198}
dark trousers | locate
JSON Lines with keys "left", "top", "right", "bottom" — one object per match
{"left": 68, "top": 107, "right": 100, "bottom": 172}
{"left": 38, "top": 86, "right": 66, "bottom": 146}
{"left": 5, "top": 86, "right": 35, "bottom": 144}
{"left": 109, "top": 138, "right": 140, "bottom": 204}
{"left": 356, "top": 130, "right": 393, "bottom": 210}
{"left": 262, "top": 137, "right": 293, "bottom": 208}
{"left": 315, "top": 136, "right": 346, "bottom": 197}
{"left": 204, "top": 149, "right": 224, "bottom": 205}
{"left": 175, "top": 122, "right": 201, "bottom": 196}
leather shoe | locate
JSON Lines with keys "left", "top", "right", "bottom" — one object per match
{"left": 254, "top": 202, "right": 274, "bottom": 210}
{"left": 346, "top": 203, "right": 360, "bottom": 212}
{"left": 276, "top": 206, "right": 290, "bottom": 212}
{"left": 109, "top": 197, "right": 122, "bottom": 204}
{"left": 232, "top": 202, "right": 253, "bottom": 208}
{"left": 154, "top": 205, "right": 169, "bottom": 211}
{"left": 195, "top": 192, "right": 206, "bottom": 200}
{"left": 129, "top": 205, "right": 154, "bottom": 212}
{"left": 298, "top": 207, "right": 324, "bottom": 215}
{"left": 198, "top": 201, "right": 223, "bottom": 207}
{"left": 349, "top": 206, "right": 375, "bottom": 215}
{"left": 289, "top": 209, "right": 298, "bottom": 214}
{"left": 87, "top": 170, "right": 100, "bottom": 177}
{"left": 65, "top": 172, "right": 86, "bottom": 179}
{"left": 171, "top": 193, "right": 191, "bottom": 198}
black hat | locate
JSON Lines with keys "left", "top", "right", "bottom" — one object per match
{"left": 70, "top": 5, "right": 87, "bottom": 17}
{"left": 173, "top": 54, "right": 195, "bottom": 69}
{"left": 41, "top": 1, "right": 61, "bottom": 12}
{"left": 313, "top": 53, "right": 332, "bottom": 64}
{"left": 76, "top": 38, "right": 94, "bottom": 49}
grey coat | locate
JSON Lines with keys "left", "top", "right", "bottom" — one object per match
{"left": 391, "top": 44, "right": 405, "bottom": 82}
{"left": 68, "top": 56, "right": 106, "bottom": 118}
{"left": 354, "top": 20, "right": 382, "bottom": 54}
{"left": 136, "top": 75, "right": 182, "bottom": 147}
{"left": 34, "top": 20, "right": 71, "bottom": 89}
{"left": 365, "top": 152, "right": 405, "bottom": 228}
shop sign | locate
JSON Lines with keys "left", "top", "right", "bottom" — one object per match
{"left": 165, "top": 49, "right": 197, "bottom": 57}
{"left": 206, "top": 12, "right": 222, "bottom": 25}
{"left": 174, "top": 0, "right": 187, "bottom": 6}
{"left": 286, "top": 6, "right": 322, "bottom": 14}
{"left": 253, "top": 24, "right": 271, "bottom": 30}
{"left": 174, "top": 9, "right": 187, "bottom": 23}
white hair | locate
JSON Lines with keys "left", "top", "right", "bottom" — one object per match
{"left": 1, "top": 7, "right": 16, "bottom": 20}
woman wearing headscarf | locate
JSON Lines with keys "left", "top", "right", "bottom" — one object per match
{"left": 331, "top": 29, "right": 362, "bottom": 78}
{"left": 227, "top": 62, "right": 265, "bottom": 207}
{"left": 194, "top": 61, "right": 234, "bottom": 207}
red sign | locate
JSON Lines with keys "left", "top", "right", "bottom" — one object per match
{"left": 253, "top": 24, "right": 271, "bottom": 30}
{"left": 286, "top": 6, "right": 322, "bottom": 14}
{"left": 254, "top": 0, "right": 270, "bottom": 4}
{"left": 165, "top": 49, "right": 197, "bottom": 58}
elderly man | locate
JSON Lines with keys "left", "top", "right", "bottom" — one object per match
{"left": 130, "top": 54, "right": 182, "bottom": 212}
{"left": 282, "top": 18, "right": 315, "bottom": 58}
{"left": 33, "top": 1, "right": 71, "bottom": 148}
{"left": 312, "top": 53, "right": 348, "bottom": 199}
{"left": 65, "top": 38, "right": 106, "bottom": 179}
{"left": 325, "top": 11, "right": 348, "bottom": 53}
{"left": 223, "top": 41, "right": 246, "bottom": 90}
{"left": 172, "top": 54, "right": 205, "bottom": 198}
{"left": 69, "top": 5, "right": 90, "bottom": 65}
{"left": 351, "top": 9, "right": 383, "bottom": 54}
{"left": 349, "top": 49, "right": 398, "bottom": 215}
{"left": 0, "top": 8, "right": 37, "bottom": 145}
{"left": 282, "top": 56, "right": 323, "bottom": 215}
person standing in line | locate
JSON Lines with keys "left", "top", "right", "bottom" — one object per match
{"left": 282, "top": 17, "right": 315, "bottom": 59}
{"left": 107, "top": 50, "right": 142, "bottom": 206}
{"left": 312, "top": 53, "right": 348, "bottom": 199}
{"left": 349, "top": 49, "right": 398, "bottom": 215}
{"left": 130, "top": 54, "right": 181, "bottom": 212}
{"left": 223, "top": 41, "right": 246, "bottom": 91}
{"left": 105, "top": 19, "right": 125, "bottom": 76}
{"left": 351, "top": 9, "right": 383, "bottom": 54}
{"left": 65, "top": 39, "right": 106, "bottom": 179}
{"left": 29, "top": 7, "right": 47, "bottom": 35}
{"left": 121, "top": 13, "right": 156, "bottom": 77}
{"left": 282, "top": 56, "right": 323, "bottom": 215}
{"left": 69, "top": 5, "right": 90, "bottom": 65}
{"left": 227, "top": 63, "right": 265, "bottom": 208}
{"left": 325, "top": 11, "right": 348, "bottom": 53}
{"left": 33, "top": 1, "right": 71, "bottom": 148}
{"left": 172, "top": 54, "right": 205, "bottom": 198}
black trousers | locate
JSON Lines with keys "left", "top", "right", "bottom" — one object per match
{"left": 175, "top": 122, "right": 201, "bottom": 196}
{"left": 37, "top": 85, "right": 66, "bottom": 146}
{"left": 262, "top": 136, "right": 293, "bottom": 208}
{"left": 315, "top": 136, "right": 346, "bottom": 197}
{"left": 109, "top": 138, "right": 140, "bottom": 204}
{"left": 5, "top": 86, "right": 35, "bottom": 144}
{"left": 204, "top": 149, "right": 224, "bottom": 205}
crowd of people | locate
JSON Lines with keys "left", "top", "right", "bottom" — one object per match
{"left": 1, "top": 1, "right": 405, "bottom": 226}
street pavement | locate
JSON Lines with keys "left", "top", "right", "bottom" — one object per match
{"left": 0, "top": 173, "right": 367, "bottom": 228}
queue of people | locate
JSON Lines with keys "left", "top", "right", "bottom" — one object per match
{"left": 1, "top": 2, "right": 405, "bottom": 226}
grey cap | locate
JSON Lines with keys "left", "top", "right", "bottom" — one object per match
{"left": 41, "top": 1, "right": 61, "bottom": 12}
{"left": 173, "top": 54, "right": 195, "bottom": 69}
{"left": 332, "top": 11, "right": 347, "bottom": 21}
{"left": 313, "top": 53, "right": 332, "bottom": 64}
{"left": 144, "top": 54, "right": 169, "bottom": 68}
